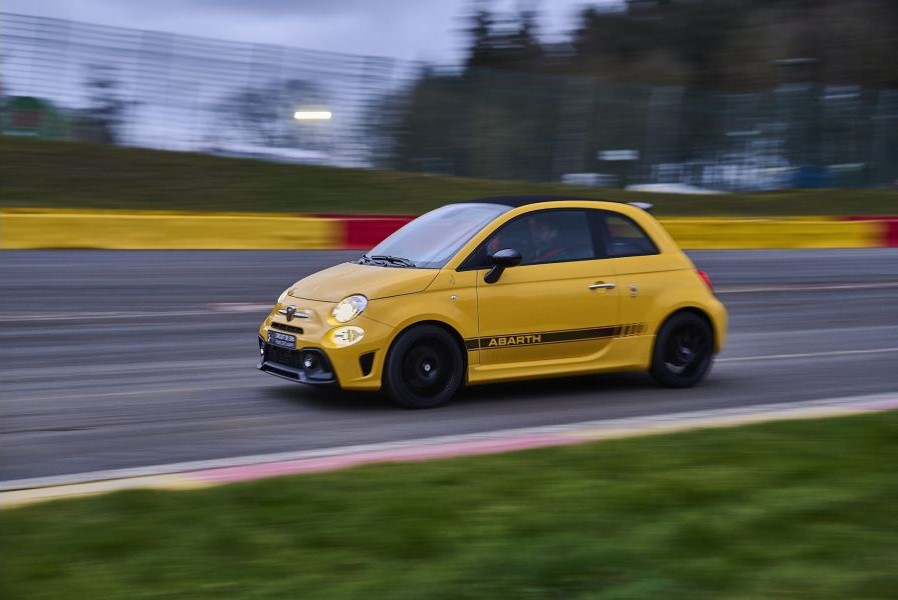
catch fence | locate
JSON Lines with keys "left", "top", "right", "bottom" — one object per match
{"left": 3, "top": 12, "right": 896, "bottom": 189}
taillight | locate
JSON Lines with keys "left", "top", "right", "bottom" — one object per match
{"left": 697, "top": 269, "right": 713, "bottom": 292}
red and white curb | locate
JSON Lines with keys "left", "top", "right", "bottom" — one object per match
{"left": 2, "top": 393, "right": 896, "bottom": 509}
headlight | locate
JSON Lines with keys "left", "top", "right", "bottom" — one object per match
{"left": 332, "top": 294, "right": 367, "bottom": 323}
{"left": 331, "top": 326, "right": 365, "bottom": 346}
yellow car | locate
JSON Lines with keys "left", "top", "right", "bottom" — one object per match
{"left": 259, "top": 196, "right": 727, "bottom": 408}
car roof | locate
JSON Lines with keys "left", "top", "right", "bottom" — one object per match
{"left": 461, "top": 195, "right": 612, "bottom": 208}
{"left": 457, "top": 196, "right": 657, "bottom": 216}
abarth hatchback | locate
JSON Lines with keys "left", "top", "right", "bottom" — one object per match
{"left": 259, "top": 197, "right": 727, "bottom": 408}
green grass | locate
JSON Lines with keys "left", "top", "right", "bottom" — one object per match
{"left": 3, "top": 412, "right": 898, "bottom": 599}
{"left": 2, "top": 137, "right": 896, "bottom": 215}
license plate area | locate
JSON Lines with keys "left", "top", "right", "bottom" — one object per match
{"left": 268, "top": 331, "right": 296, "bottom": 349}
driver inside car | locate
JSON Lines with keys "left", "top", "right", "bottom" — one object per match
{"left": 486, "top": 214, "right": 571, "bottom": 264}
{"left": 528, "top": 216, "right": 569, "bottom": 263}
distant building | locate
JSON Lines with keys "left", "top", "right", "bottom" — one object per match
{"left": 0, "top": 96, "right": 70, "bottom": 138}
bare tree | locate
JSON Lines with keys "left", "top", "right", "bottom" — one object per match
{"left": 77, "top": 65, "right": 133, "bottom": 144}
{"left": 214, "top": 79, "right": 331, "bottom": 150}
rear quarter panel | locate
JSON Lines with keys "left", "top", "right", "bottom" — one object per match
{"left": 608, "top": 208, "right": 727, "bottom": 359}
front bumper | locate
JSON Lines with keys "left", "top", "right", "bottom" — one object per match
{"left": 257, "top": 301, "right": 393, "bottom": 391}
{"left": 258, "top": 339, "right": 338, "bottom": 385}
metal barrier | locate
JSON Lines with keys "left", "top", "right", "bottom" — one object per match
{"left": 2, "top": 12, "right": 897, "bottom": 190}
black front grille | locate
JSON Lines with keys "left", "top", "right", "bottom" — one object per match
{"left": 271, "top": 322, "right": 304, "bottom": 335}
{"left": 267, "top": 346, "right": 305, "bottom": 370}
{"left": 262, "top": 344, "right": 336, "bottom": 384}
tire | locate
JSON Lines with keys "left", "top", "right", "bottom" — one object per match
{"left": 383, "top": 324, "right": 465, "bottom": 409}
{"left": 650, "top": 312, "right": 715, "bottom": 388}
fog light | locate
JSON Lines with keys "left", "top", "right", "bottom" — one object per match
{"left": 303, "top": 355, "right": 316, "bottom": 369}
{"left": 331, "top": 326, "right": 365, "bottom": 346}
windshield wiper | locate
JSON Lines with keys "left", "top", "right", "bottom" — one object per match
{"left": 368, "top": 254, "right": 416, "bottom": 268}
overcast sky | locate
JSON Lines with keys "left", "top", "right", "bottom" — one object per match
{"left": 2, "top": 0, "right": 621, "bottom": 63}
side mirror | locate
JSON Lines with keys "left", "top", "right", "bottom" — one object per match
{"left": 484, "top": 248, "right": 522, "bottom": 284}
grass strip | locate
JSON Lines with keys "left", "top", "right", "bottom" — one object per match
{"left": 3, "top": 137, "right": 896, "bottom": 215}
{"left": 3, "top": 411, "right": 897, "bottom": 599}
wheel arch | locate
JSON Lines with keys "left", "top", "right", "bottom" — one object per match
{"left": 384, "top": 319, "right": 470, "bottom": 382}
{"left": 654, "top": 306, "right": 719, "bottom": 353}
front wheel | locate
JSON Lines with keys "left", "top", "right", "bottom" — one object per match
{"left": 650, "top": 312, "right": 715, "bottom": 388}
{"left": 383, "top": 325, "right": 464, "bottom": 408}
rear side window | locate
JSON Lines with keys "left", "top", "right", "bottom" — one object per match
{"left": 601, "top": 214, "right": 659, "bottom": 257}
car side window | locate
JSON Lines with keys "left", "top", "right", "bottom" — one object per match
{"left": 480, "top": 209, "right": 597, "bottom": 266}
{"left": 602, "top": 213, "right": 659, "bottom": 257}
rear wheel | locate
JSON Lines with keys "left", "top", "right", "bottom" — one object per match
{"left": 650, "top": 312, "right": 714, "bottom": 388}
{"left": 383, "top": 325, "right": 464, "bottom": 408}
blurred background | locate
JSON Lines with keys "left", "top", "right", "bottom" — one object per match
{"left": 3, "top": 3, "right": 898, "bottom": 596}
{"left": 2, "top": 0, "right": 897, "bottom": 192}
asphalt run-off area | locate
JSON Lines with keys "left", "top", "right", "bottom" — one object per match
{"left": 1, "top": 249, "right": 897, "bottom": 485}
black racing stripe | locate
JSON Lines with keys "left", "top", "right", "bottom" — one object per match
{"left": 540, "top": 326, "right": 619, "bottom": 343}
{"left": 464, "top": 323, "right": 647, "bottom": 351}
{"left": 617, "top": 322, "right": 647, "bottom": 337}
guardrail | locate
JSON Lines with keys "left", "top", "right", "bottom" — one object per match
{"left": 2, "top": 209, "right": 895, "bottom": 250}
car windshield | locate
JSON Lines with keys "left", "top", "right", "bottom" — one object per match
{"left": 363, "top": 203, "right": 510, "bottom": 269}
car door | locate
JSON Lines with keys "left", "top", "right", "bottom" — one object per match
{"left": 469, "top": 209, "right": 621, "bottom": 366}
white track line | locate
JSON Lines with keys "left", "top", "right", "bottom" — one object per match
{"left": 716, "top": 281, "right": 898, "bottom": 294}
{"left": 0, "top": 303, "right": 271, "bottom": 323}
{"left": 1, "top": 283, "right": 896, "bottom": 322}
{"left": 2, "top": 348, "right": 896, "bottom": 404}
{"left": 718, "top": 347, "right": 898, "bottom": 362}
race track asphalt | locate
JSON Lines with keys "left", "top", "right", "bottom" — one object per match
{"left": 2, "top": 249, "right": 897, "bottom": 481}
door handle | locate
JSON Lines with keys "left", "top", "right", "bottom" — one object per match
{"left": 588, "top": 282, "right": 616, "bottom": 290}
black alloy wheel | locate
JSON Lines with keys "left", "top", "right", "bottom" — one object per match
{"left": 383, "top": 324, "right": 464, "bottom": 408}
{"left": 650, "top": 312, "right": 714, "bottom": 388}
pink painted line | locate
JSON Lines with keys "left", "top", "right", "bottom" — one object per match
{"left": 855, "top": 398, "right": 898, "bottom": 410}
{"left": 191, "top": 434, "right": 573, "bottom": 484}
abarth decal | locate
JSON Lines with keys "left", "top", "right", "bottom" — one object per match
{"left": 465, "top": 323, "right": 647, "bottom": 351}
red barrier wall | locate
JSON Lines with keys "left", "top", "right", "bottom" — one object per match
{"left": 333, "top": 216, "right": 415, "bottom": 250}
{"left": 331, "top": 215, "right": 898, "bottom": 251}
{"left": 839, "top": 216, "right": 898, "bottom": 247}
{"left": 884, "top": 221, "right": 898, "bottom": 247}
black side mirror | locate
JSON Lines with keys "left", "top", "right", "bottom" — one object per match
{"left": 484, "top": 248, "right": 522, "bottom": 284}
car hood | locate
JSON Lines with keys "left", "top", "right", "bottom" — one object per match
{"left": 287, "top": 262, "right": 440, "bottom": 302}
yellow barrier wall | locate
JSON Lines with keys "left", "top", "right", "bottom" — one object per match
{"left": 0, "top": 210, "right": 883, "bottom": 250}
{"left": 1, "top": 211, "right": 340, "bottom": 250}
{"left": 659, "top": 219, "right": 881, "bottom": 249}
